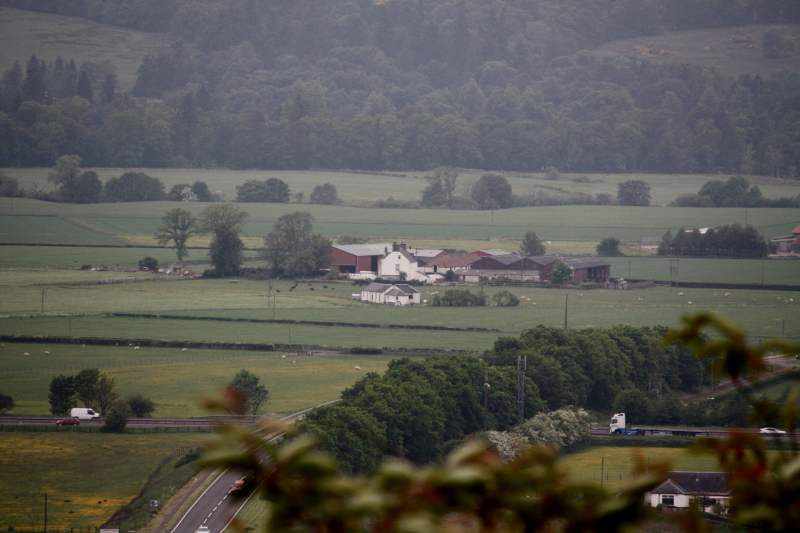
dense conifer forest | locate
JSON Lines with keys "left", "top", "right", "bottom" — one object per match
{"left": 1, "top": 0, "right": 799, "bottom": 176}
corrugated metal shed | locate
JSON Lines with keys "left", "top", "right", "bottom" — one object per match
{"left": 332, "top": 243, "right": 392, "bottom": 256}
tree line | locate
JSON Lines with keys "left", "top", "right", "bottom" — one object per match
{"left": 298, "top": 324, "right": 707, "bottom": 473}
{"left": 658, "top": 224, "right": 769, "bottom": 257}
{"left": 0, "top": 0, "right": 799, "bottom": 177}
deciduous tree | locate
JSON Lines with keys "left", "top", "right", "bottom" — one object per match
{"left": 596, "top": 237, "right": 623, "bottom": 256}
{"left": 226, "top": 369, "right": 269, "bottom": 415}
{"left": 549, "top": 260, "right": 573, "bottom": 284}
{"left": 199, "top": 203, "right": 248, "bottom": 276}
{"left": 519, "top": 231, "right": 545, "bottom": 256}
{"left": 0, "top": 393, "right": 14, "bottom": 415}
{"left": 126, "top": 394, "right": 156, "bottom": 417}
{"left": 155, "top": 207, "right": 197, "bottom": 262}
{"left": 260, "top": 211, "right": 332, "bottom": 278}
{"left": 73, "top": 368, "right": 100, "bottom": 409}
{"left": 617, "top": 179, "right": 651, "bottom": 206}
{"left": 309, "top": 183, "right": 339, "bottom": 205}
{"left": 236, "top": 178, "right": 291, "bottom": 203}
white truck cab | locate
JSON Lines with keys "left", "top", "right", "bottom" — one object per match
{"left": 71, "top": 408, "right": 100, "bottom": 420}
{"left": 609, "top": 412, "right": 626, "bottom": 433}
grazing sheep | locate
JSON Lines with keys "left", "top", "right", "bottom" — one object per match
{"left": 181, "top": 348, "right": 187, "bottom": 352}
{"left": 355, "top": 366, "right": 361, "bottom": 370}
{"left": 293, "top": 360, "right": 296, "bottom": 363}
{"left": 687, "top": 301, "right": 692, "bottom": 305}
{"left": 82, "top": 344, "right": 86, "bottom": 347}
{"left": 532, "top": 302, "right": 537, "bottom": 306}
{"left": 724, "top": 293, "right": 731, "bottom": 296}
{"left": 133, "top": 346, "right": 139, "bottom": 350}
{"left": 44, "top": 351, "right": 50, "bottom": 355}
{"left": 282, "top": 355, "right": 287, "bottom": 359}
{"left": 24, "top": 353, "right": 30, "bottom": 356}
{"left": 677, "top": 292, "right": 684, "bottom": 296}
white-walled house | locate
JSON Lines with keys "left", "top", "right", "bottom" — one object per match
{"left": 645, "top": 472, "right": 731, "bottom": 512}
{"left": 378, "top": 243, "right": 423, "bottom": 281}
{"left": 359, "top": 283, "right": 421, "bottom": 306}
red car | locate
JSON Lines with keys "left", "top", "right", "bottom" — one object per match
{"left": 56, "top": 417, "right": 80, "bottom": 426}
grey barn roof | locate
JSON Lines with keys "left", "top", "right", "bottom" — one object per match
{"left": 564, "top": 256, "right": 610, "bottom": 268}
{"left": 362, "top": 283, "right": 419, "bottom": 295}
{"left": 484, "top": 253, "right": 525, "bottom": 266}
{"left": 333, "top": 243, "right": 392, "bottom": 256}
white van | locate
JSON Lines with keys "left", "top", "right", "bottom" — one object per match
{"left": 71, "top": 408, "right": 100, "bottom": 420}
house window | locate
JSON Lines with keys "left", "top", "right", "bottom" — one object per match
{"left": 395, "top": 265, "right": 400, "bottom": 271}
{"left": 661, "top": 495, "right": 674, "bottom": 506}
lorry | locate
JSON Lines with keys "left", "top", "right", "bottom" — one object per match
{"left": 610, "top": 413, "right": 700, "bottom": 437}
{"left": 609, "top": 413, "right": 644, "bottom": 435}
{"left": 71, "top": 408, "right": 100, "bottom": 420}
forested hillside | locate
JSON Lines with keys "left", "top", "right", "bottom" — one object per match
{"left": 1, "top": 0, "right": 799, "bottom": 176}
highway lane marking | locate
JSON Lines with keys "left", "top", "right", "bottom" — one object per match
{"left": 169, "top": 469, "right": 228, "bottom": 533}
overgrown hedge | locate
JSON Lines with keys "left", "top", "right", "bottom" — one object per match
{"left": 110, "top": 313, "right": 500, "bottom": 332}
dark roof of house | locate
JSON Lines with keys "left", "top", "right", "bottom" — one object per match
{"left": 426, "top": 253, "right": 482, "bottom": 269}
{"left": 479, "top": 249, "right": 515, "bottom": 256}
{"left": 361, "top": 283, "right": 419, "bottom": 295}
{"left": 651, "top": 472, "right": 731, "bottom": 496}
{"left": 332, "top": 244, "right": 392, "bottom": 256}
{"left": 480, "top": 253, "right": 525, "bottom": 266}
{"left": 525, "top": 254, "right": 563, "bottom": 266}
{"left": 564, "top": 256, "right": 610, "bottom": 269}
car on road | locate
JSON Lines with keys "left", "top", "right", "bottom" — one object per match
{"left": 56, "top": 417, "right": 80, "bottom": 426}
{"left": 759, "top": 427, "right": 786, "bottom": 434}
{"left": 229, "top": 479, "right": 245, "bottom": 494}
{"left": 196, "top": 526, "right": 210, "bottom": 533}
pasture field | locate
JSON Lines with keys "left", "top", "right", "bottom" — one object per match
{"left": 2, "top": 197, "right": 799, "bottom": 244}
{"left": 1, "top": 272, "right": 798, "bottom": 349}
{"left": 0, "top": 216, "right": 122, "bottom": 245}
{"left": 0, "top": 7, "right": 172, "bottom": 91}
{"left": 558, "top": 446, "right": 723, "bottom": 492}
{"left": 4, "top": 168, "right": 800, "bottom": 210}
{"left": 0, "top": 343, "right": 400, "bottom": 417}
{"left": 0, "top": 432, "right": 203, "bottom": 531}
{"left": 595, "top": 23, "right": 800, "bottom": 77}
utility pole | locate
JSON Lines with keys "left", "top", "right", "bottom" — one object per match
{"left": 41, "top": 288, "right": 46, "bottom": 313}
{"left": 563, "top": 293, "right": 568, "bottom": 331}
{"left": 600, "top": 457, "right": 604, "bottom": 488}
{"left": 517, "top": 356, "right": 524, "bottom": 424}
{"left": 483, "top": 370, "right": 489, "bottom": 431}
{"left": 761, "top": 255, "right": 766, "bottom": 285}
{"left": 44, "top": 493, "right": 48, "bottom": 533}
{"left": 668, "top": 259, "right": 680, "bottom": 292}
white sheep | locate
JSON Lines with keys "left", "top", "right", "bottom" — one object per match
{"left": 724, "top": 293, "right": 731, "bottom": 296}
{"left": 282, "top": 355, "right": 287, "bottom": 359}
{"left": 82, "top": 344, "right": 86, "bottom": 347}
{"left": 24, "top": 352, "right": 30, "bottom": 356}
{"left": 688, "top": 301, "right": 692, "bottom": 305}
{"left": 133, "top": 346, "right": 139, "bottom": 350}
{"left": 677, "top": 292, "right": 684, "bottom": 296}
{"left": 44, "top": 351, "right": 50, "bottom": 355}
{"left": 355, "top": 366, "right": 361, "bottom": 370}
{"left": 181, "top": 348, "right": 187, "bottom": 352}
{"left": 532, "top": 302, "right": 537, "bottom": 306}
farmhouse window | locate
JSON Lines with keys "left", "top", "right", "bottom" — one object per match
{"left": 661, "top": 495, "right": 674, "bottom": 506}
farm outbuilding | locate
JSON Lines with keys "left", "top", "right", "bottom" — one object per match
{"left": 327, "top": 243, "right": 392, "bottom": 274}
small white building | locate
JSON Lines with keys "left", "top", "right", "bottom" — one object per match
{"left": 359, "top": 283, "right": 421, "bottom": 306}
{"left": 645, "top": 472, "right": 731, "bottom": 512}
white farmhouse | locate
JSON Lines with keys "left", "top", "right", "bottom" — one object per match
{"left": 378, "top": 243, "right": 422, "bottom": 280}
{"left": 359, "top": 283, "right": 421, "bottom": 306}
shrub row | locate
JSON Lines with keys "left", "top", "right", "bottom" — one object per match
{"left": 349, "top": 347, "right": 383, "bottom": 355}
{"left": 663, "top": 280, "right": 800, "bottom": 291}
{"left": 110, "top": 313, "right": 500, "bottom": 332}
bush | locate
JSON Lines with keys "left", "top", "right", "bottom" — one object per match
{"left": 349, "top": 347, "right": 383, "bottom": 354}
{"left": 138, "top": 256, "right": 159, "bottom": 271}
{"left": 0, "top": 393, "right": 14, "bottom": 414}
{"left": 127, "top": 394, "right": 156, "bottom": 417}
{"left": 102, "top": 401, "right": 131, "bottom": 433}
{"left": 174, "top": 448, "right": 201, "bottom": 469}
{"left": 431, "top": 289, "right": 488, "bottom": 307}
{"left": 492, "top": 290, "right": 520, "bottom": 307}
{"left": 596, "top": 237, "right": 623, "bottom": 256}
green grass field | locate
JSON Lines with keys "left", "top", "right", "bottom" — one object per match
{"left": 0, "top": 6, "right": 172, "bottom": 91}
{"left": 4, "top": 168, "right": 800, "bottom": 210}
{"left": 0, "top": 342, "right": 402, "bottom": 417}
{"left": 558, "top": 446, "right": 722, "bottom": 493}
{"left": 0, "top": 432, "right": 204, "bottom": 531}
